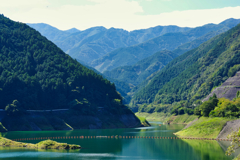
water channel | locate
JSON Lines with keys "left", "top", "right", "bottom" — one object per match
{"left": 0, "top": 122, "right": 235, "bottom": 160}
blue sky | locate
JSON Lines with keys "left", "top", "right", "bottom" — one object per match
{"left": 1, "top": 0, "right": 240, "bottom": 31}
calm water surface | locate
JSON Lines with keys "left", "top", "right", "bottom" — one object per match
{"left": 0, "top": 122, "right": 234, "bottom": 160}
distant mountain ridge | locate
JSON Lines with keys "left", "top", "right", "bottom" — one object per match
{"left": 65, "top": 28, "right": 80, "bottom": 33}
{"left": 27, "top": 23, "right": 80, "bottom": 42}
{"left": 91, "top": 18, "right": 240, "bottom": 72}
{"left": 29, "top": 23, "right": 191, "bottom": 63}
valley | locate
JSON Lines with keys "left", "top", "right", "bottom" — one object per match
{"left": 1, "top": 8, "right": 240, "bottom": 159}
{"left": 29, "top": 17, "right": 240, "bottom": 142}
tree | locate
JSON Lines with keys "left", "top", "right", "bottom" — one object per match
{"left": 237, "top": 91, "right": 240, "bottom": 98}
{"left": 178, "top": 107, "right": 185, "bottom": 115}
{"left": 5, "top": 100, "right": 23, "bottom": 116}
{"left": 194, "top": 106, "right": 201, "bottom": 116}
{"left": 200, "top": 101, "right": 215, "bottom": 117}
{"left": 210, "top": 93, "right": 217, "bottom": 100}
{"left": 226, "top": 129, "right": 240, "bottom": 159}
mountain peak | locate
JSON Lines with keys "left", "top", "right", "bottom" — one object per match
{"left": 64, "top": 28, "right": 80, "bottom": 33}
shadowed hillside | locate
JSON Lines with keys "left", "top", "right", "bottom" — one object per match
{"left": 0, "top": 15, "right": 141, "bottom": 131}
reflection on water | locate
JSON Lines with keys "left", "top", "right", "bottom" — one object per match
{"left": 0, "top": 122, "right": 234, "bottom": 160}
{"left": 0, "top": 151, "right": 128, "bottom": 159}
{"left": 182, "top": 139, "right": 233, "bottom": 160}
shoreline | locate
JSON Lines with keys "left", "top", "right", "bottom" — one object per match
{"left": 0, "top": 137, "right": 81, "bottom": 150}
{"left": 136, "top": 112, "right": 240, "bottom": 139}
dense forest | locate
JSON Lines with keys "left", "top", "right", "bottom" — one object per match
{"left": 103, "top": 29, "right": 225, "bottom": 94}
{"left": 103, "top": 50, "right": 178, "bottom": 87}
{"left": 0, "top": 14, "right": 130, "bottom": 116}
{"left": 131, "top": 22, "right": 240, "bottom": 114}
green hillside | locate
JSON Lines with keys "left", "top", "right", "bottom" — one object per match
{"left": 0, "top": 15, "right": 141, "bottom": 130}
{"left": 76, "top": 60, "right": 133, "bottom": 104}
{"left": 103, "top": 29, "right": 226, "bottom": 89}
{"left": 131, "top": 23, "right": 240, "bottom": 110}
{"left": 103, "top": 50, "right": 177, "bottom": 86}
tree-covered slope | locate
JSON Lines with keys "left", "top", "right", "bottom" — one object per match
{"left": 30, "top": 23, "right": 191, "bottom": 64}
{"left": 0, "top": 15, "right": 141, "bottom": 130}
{"left": 103, "top": 29, "right": 229, "bottom": 90}
{"left": 103, "top": 50, "right": 177, "bottom": 86}
{"left": 91, "top": 18, "right": 240, "bottom": 72}
{"left": 131, "top": 29, "right": 231, "bottom": 95}
{"left": 131, "top": 22, "right": 240, "bottom": 108}
{"left": 76, "top": 60, "right": 133, "bottom": 104}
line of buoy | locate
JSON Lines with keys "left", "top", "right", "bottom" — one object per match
{"left": 11, "top": 136, "right": 232, "bottom": 142}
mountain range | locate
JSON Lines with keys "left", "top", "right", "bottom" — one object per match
{"left": 28, "top": 23, "right": 191, "bottom": 64}
{"left": 103, "top": 28, "right": 229, "bottom": 88}
{"left": 29, "top": 19, "right": 240, "bottom": 74}
{"left": 29, "top": 18, "right": 240, "bottom": 105}
{"left": 91, "top": 19, "right": 240, "bottom": 72}
{"left": 130, "top": 22, "right": 240, "bottom": 112}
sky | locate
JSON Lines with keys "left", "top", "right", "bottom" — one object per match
{"left": 1, "top": 0, "right": 240, "bottom": 31}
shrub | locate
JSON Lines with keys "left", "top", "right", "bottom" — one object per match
{"left": 200, "top": 101, "right": 215, "bottom": 117}
{"left": 5, "top": 100, "right": 23, "bottom": 116}
{"left": 194, "top": 106, "right": 201, "bottom": 116}
{"left": 178, "top": 107, "right": 185, "bottom": 115}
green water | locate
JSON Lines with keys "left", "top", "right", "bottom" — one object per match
{"left": 0, "top": 122, "right": 234, "bottom": 160}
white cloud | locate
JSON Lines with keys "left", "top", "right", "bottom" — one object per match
{"left": 0, "top": 0, "right": 49, "bottom": 7}
{"left": 0, "top": 0, "right": 240, "bottom": 31}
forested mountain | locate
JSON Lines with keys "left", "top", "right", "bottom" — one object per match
{"left": 91, "top": 18, "right": 240, "bottom": 72}
{"left": 76, "top": 60, "right": 132, "bottom": 104}
{"left": 103, "top": 29, "right": 228, "bottom": 89}
{"left": 29, "top": 23, "right": 191, "bottom": 64}
{"left": 103, "top": 50, "right": 177, "bottom": 86}
{"left": 0, "top": 15, "right": 141, "bottom": 131}
{"left": 131, "top": 22, "right": 240, "bottom": 111}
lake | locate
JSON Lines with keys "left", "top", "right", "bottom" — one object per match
{"left": 0, "top": 122, "right": 235, "bottom": 160}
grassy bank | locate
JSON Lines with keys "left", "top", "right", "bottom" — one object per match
{"left": 165, "top": 114, "right": 198, "bottom": 124}
{"left": 174, "top": 117, "right": 233, "bottom": 138}
{"left": 135, "top": 112, "right": 170, "bottom": 121}
{"left": 0, "top": 122, "right": 7, "bottom": 132}
{"left": 135, "top": 112, "right": 197, "bottom": 124}
{"left": 136, "top": 116, "right": 151, "bottom": 126}
{"left": 0, "top": 137, "right": 81, "bottom": 150}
